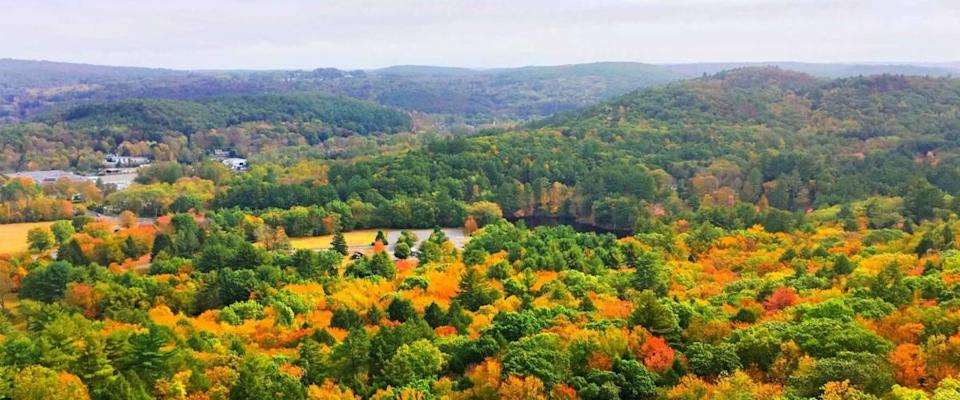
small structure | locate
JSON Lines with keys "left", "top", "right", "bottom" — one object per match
{"left": 104, "top": 154, "right": 150, "bottom": 167}
{"left": 222, "top": 158, "right": 248, "bottom": 171}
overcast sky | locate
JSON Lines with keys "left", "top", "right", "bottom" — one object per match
{"left": 1, "top": 0, "right": 958, "bottom": 70}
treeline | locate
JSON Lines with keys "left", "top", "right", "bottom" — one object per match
{"left": 54, "top": 92, "right": 412, "bottom": 136}
{"left": 0, "top": 176, "right": 100, "bottom": 223}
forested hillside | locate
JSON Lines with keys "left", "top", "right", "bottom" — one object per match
{"left": 208, "top": 68, "right": 960, "bottom": 234}
{"left": 0, "top": 93, "right": 412, "bottom": 171}
{"left": 8, "top": 59, "right": 954, "bottom": 127}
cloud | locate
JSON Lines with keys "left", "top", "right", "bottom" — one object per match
{"left": 0, "top": 0, "right": 957, "bottom": 69}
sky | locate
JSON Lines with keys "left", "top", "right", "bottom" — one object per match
{"left": 1, "top": 0, "right": 958, "bottom": 70}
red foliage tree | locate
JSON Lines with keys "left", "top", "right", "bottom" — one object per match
{"left": 764, "top": 287, "right": 798, "bottom": 311}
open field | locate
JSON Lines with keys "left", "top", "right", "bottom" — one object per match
{"left": 0, "top": 221, "right": 54, "bottom": 254}
{"left": 289, "top": 229, "right": 381, "bottom": 250}
{"left": 289, "top": 228, "right": 469, "bottom": 251}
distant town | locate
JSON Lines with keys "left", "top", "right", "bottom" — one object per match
{"left": 3, "top": 150, "right": 248, "bottom": 191}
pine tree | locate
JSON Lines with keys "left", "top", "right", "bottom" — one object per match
{"left": 373, "top": 230, "right": 388, "bottom": 245}
{"left": 424, "top": 302, "right": 444, "bottom": 328}
{"left": 331, "top": 229, "right": 348, "bottom": 255}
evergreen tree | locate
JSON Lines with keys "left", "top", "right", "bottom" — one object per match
{"left": 331, "top": 229, "right": 348, "bottom": 255}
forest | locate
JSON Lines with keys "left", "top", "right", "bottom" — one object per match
{"left": 2, "top": 67, "right": 960, "bottom": 399}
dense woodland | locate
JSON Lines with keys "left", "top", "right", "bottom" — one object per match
{"left": 2, "top": 67, "right": 960, "bottom": 399}
{"left": 0, "top": 93, "right": 411, "bottom": 172}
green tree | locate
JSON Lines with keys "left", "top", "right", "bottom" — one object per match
{"left": 231, "top": 355, "right": 306, "bottom": 400}
{"left": 20, "top": 261, "right": 73, "bottom": 303}
{"left": 331, "top": 229, "right": 348, "bottom": 255}
{"left": 49, "top": 220, "right": 75, "bottom": 244}
{"left": 904, "top": 181, "right": 944, "bottom": 222}
{"left": 26, "top": 227, "right": 54, "bottom": 253}
{"left": 121, "top": 325, "right": 177, "bottom": 384}
{"left": 502, "top": 333, "right": 570, "bottom": 386}
{"left": 789, "top": 352, "right": 895, "bottom": 398}
{"left": 394, "top": 242, "right": 411, "bottom": 259}
{"left": 330, "top": 328, "right": 371, "bottom": 394}
{"left": 383, "top": 339, "right": 444, "bottom": 387}
{"left": 613, "top": 358, "right": 658, "bottom": 400}
{"left": 628, "top": 290, "right": 680, "bottom": 344}
{"left": 871, "top": 263, "right": 911, "bottom": 306}
{"left": 685, "top": 342, "right": 742, "bottom": 377}
{"left": 373, "top": 230, "right": 388, "bottom": 245}
{"left": 454, "top": 267, "right": 501, "bottom": 311}
{"left": 387, "top": 297, "right": 416, "bottom": 323}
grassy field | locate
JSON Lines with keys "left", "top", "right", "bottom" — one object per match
{"left": 289, "top": 229, "right": 382, "bottom": 250}
{"left": 0, "top": 221, "right": 54, "bottom": 254}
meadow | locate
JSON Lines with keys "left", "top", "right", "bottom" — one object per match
{"left": 0, "top": 221, "right": 54, "bottom": 254}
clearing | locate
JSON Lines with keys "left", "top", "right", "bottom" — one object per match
{"left": 0, "top": 221, "right": 55, "bottom": 254}
{"left": 289, "top": 228, "right": 469, "bottom": 251}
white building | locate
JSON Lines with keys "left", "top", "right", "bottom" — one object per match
{"left": 222, "top": 158, "right": 248, "bottom": 171}
{"left": 104, "top": 154, "right": 150, "bottom": 167}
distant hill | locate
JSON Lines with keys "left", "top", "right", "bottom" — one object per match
{"left": 0, "top": 92, "right": 413, "bottom": 171}
{"left": 0, "top": 58, "right": 187, "bottom": 96}
{"left": 48, "top": 92, "right": 412, "bottom": 136}
{"left": 664, "top": 61, "right": 960, "bottom": 79}
{"left": 2, "top": 59, "right": 958, "bottom": 126}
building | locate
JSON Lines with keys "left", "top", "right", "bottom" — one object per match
{"left": 104, "top": 154, "right": 150, "bottom": 167}
{"left": 222, "top": 158, "right": 248, "bottom": 171}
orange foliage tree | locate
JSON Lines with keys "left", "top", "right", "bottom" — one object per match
{"left": 889, "top": 343, "right": 926, "bottom": 388}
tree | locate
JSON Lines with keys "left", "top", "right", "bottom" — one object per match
{"left": 383, "top": 339, "right": 444, "bottom": 387}
{"left": 122, "top": 325, "right": 177, "bottom": 384}
{"left": 464, "top": 215, "right": 479, "bottom": 235}
{"left": 466, "top": 201, "right": 503, "bottom": 227}
{"left": 50, "top": 220, "right": 75, "bottom": 244}
{"left": 394, "top": 242, "right": 411, "bottom": 259}
{"left": 764, "top": 287, "right": 799, "bottom": 311}
{"left": 613, "top": 358, "right": 658, "bottom": 400}
{"left": 20, "top": 261, "right": 73, "bottom": 302}
{"left": 731, "top": 326, "right": 781, "bottom": 371}
{"left": 628, "top": 248, "right": 668, "bottom": 296}
{"left": 397, "top": 230, "right": 418, "bottom": 248}
{"left": 373, "top": 230, "right": 388, "bottom": 246}
{"left": 889, "top": 343, "right": 925, "bottom": 388}
{"left": 904, "top": 181, "right": 944, "bottom": 222}
{"left": 790, "top": 352, "right": 895, "bottom": 398}
{"left": 387, "top": 297, "right": 416, "bottom": 322}
{"left": 27, "top": 227, "right": 54, "bottom": 253}
{"left": 331, "top": 229, "right": 348, "bottom": 255}
{"left": 0, "top": 265, "right": 13, "bottom": 311}
{"left": 629, "top": 291, "right": 680, "bottom": 344}
{"left": 640, "top": 336, "right": 675, "bottom": 374}
{"left": 454, "top": 266, "right": 501, "bottom": 311}
{"left": 330, "top": 328, "right": 371, "bottom": 394}
{"left": 502, "top": 333, "right": 570, "bottom": 386}
{"left": 118, "top": 210, "right": 137, "bottom": 228}
{"left": 13, "top": 365, "right": 90, "bottom": 400}
{"left": 424, "top": 302, "right": 444, "bottom": 328}
{"left": 418, "top": 240, "right": 441, "bottom": 263}
{"left": 685, "top": 342, "right": 742, "bottom": 377}
{"left": 231, "top": 355, "right": 306, "bottom": 400}
{"left": 498, "top": 375, "right": 547, "bottom": 400}
{"left": 57, "top": 239, "right": 88, "bottom": 265}
{"left": 871, "top": 263, "right": 911, "bottom": 306}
